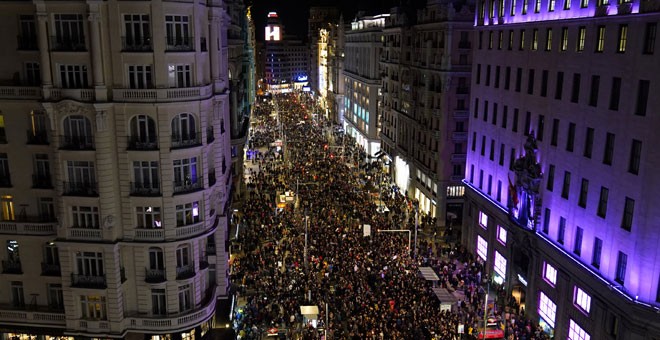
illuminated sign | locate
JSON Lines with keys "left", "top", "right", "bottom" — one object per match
{"left": 517, "top": 274, "right": 528, "bottom": 286}
{"left": 297, "top": 75, "right": 308, "bottom": 82}
{"left": 265, "top": 26, "right": 281, "bottom": 41}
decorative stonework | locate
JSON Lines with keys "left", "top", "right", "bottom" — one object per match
{"left": 508, "top": 133, "right": 543, "bottom": 230}
{"left": 96, "top": 110, "right": 107, "bottom": 131}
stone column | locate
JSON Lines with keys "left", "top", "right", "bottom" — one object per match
{"left": 88, "top": 12, "right": 104, "bottom": 87}
{"left": 36, "top": 13, "right": 52, "bottom": 86}
{"left": 209, "top": 14, "right": 221, "bottom": 88}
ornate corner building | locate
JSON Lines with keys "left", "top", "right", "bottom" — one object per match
{"left": 463, "top": 0, "right": 660, "bottom": 337}
{"left": 0, "top": 0, "right": 243, "bottom": 338}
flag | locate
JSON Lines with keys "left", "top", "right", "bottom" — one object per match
{"left": 508, "top": 174, "right": 519, "bottom": 207}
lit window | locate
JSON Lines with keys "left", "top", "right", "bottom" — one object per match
{"left": 479, "top": 211, "right": 488, "bottom": 229}
{"left": 543, "top": 262, "right": 557, "bottom": 286}
{"left": 477, "top": 235, "right": 488, "bottom": 261}
{"left": 538, "top": 292, "right": 557, "bottom": 327}
{"left": 497, "top": 225, "right": 507, "bottom": 245}
{"left": 574, "top": 286, "right": 591, "bottom": 314}
{"left": 494, "top": 251, "right": 507, "bottom": 278}
{"left": 568, "top": 319, "right": 591, "bottom": 340}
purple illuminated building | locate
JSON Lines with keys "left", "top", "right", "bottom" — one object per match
{"left": 463, "top": 0, "right": 660, "bottom": 338}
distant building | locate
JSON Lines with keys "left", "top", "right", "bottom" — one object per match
{"left": 308, "top": 7, "right": 341, "bottom": 97}
{"left": 263, "top": 12, "right": 309, "bottom": 94}
{"left": 464, "top": 0, "right": 660, "bottom": 338}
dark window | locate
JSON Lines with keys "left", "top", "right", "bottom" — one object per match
{"left": 609, "top": 77, "right": 621, "bottom": 110}
{"left": 497, "top": 180, "right": 502, "bottom": 201}
{"left": 476, "top": 64, "right": 481, "bottom": 85}
{"left": 551, "top": 118, "right": 559, "bottom": 146}
{"left": 541, "top": 70, "right": 548, "bottom": 97}
{"left": 470, "top": 164, "right": 475, "bottom": 182}
{"left": 578, "top": 178, "right": 588, "bottom": 208}
{"left": 574, "top": 227, "right": 583, "bottom": 255}
{"left": 509, "top": 148, "right": 516, "bottom": 170}
{"left": 492, "top": 103, "right": 498, "bottom": 125}
{"left": 558, "top": 217, "right": 566, "bottom": 244}
{"left": 643, "top": 23, "right": 656, "bottom": 55}
{"left": 592, "top": 237, "right": 602, "bottom": 268}
{"left": 480, "top": 135, "right": 486, "bottom": 156}
{"left": 513, "top": 109, "right": 519, "bottom": 132}
{"left": 486, "top": 65, "right": 491, "bottom": 86}
{"left": 561, "top": 171, "right": 571, "bottom": 199}
{"left": 537, "top": 115, "right": 545, "bottom": 141}
{"left": 502, "top": 106, "right": 508, "bottom": 129}
{"left": 566, "top": 122, "right": 575, "bottom": 152}
{"left": 483, "top": 100, "right": 489, "bottom": 122}
{"left": 621, "top": 197, "right": 634, "bottom": 231}
{"left": 515, "top": 68, "right": 522, "bottom": 92}
{"left": 547, "top": 164, "right": 555, "bottom": 191}
{"left": 603, "top": 132, "right": 615, "bottom": 165}
{"left": 555, "top": 71, "right": 564, "bottom": 100}
{"left": 589, "top": 75, "right": 600, "bottom": 107}
{"left": 479, "top": 170, "right": 484, "bottom": 189}
{"left": 489, "top": 139, "right": 495, "bottom": 161}
{"left": 495, "top": 66, "right": 501, "bottom": 88}
{"left": 508, "top": 30, "right": 514, "bottom": 50}
{"left": 472, "top": 132, "right": 477, "bottom": 151}
{"left": 543, "top": 208, "right": 551, "bottom": 234}
{"left": 527, "top": 69, "right": 535, "bottom": 95}
{"left": 487, "top": 175, "right": 493, "bottom": 195}
{"left": 628, "top": 139, "right": 642, "bottom": 175}
{"left": 615, "top": 251, "right": 627, "bottom": 284}
{"left": 635, "top": 80, "right": 650, "bottom": 116}
{"left": 571, "top": 73, "right": 581, "bottom": 103}
{"left": 584, "top": 127, "right": 594, "bottom": 158}
{"left": 597, "top": 186, "right": 609, "bottom": 218}
{"left": 505, "top": 66, "right": 511, "bottom": 90}
{"left": 524, "top": 111, "right": 531, "bottom": 136}
{"left": 499, "top": 143, "right": 505, "bottom": 165}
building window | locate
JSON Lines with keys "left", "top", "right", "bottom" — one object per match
{"left": 597, "top": 187, "right": 609, "bottom": 218}
{"left": 634, "top": 80, "right": 650, "bottom": 116}
{"left": 136, "top": 206, "right": 162, "bottom": 228}
{"left": 505, "top": 66, "right": 511, "bottom": 89}
{"left": 165, "top": 15, "right": 191, "bottom": 49}
{"left": 566, "top": 122, "right": 575, "bottom": 152}
{"left": 609, "top": 77, "right": 621, "bottom": 110}
{"left": 499, "top": 143, "right": 505, "bottom": 165}
{"left": 48, "top": 283, "right": 64, "bottom": 310}
{"left": 25, "top": 62, "right": 41, "bottom": 86}
{"left": 479, "top": 211, "right": 488, "bottom": 229}
{"left": 519, "top": 30, "right": 526, "bottom": 50}
{"left": 498, "top": 31, "right": 504, "bottom": 50}
{"left": 0, "top": 155, "right": 10, "bottom": 188}
{"left": 546, "top": 165, "right": 555, "bottom": 191}
{"left": 123, "top": 14, "right": 151, "bottom": 49}
{"left": 538, "top": 292, "right": 557, "bottom": 327}
{"left": 176, "top": 244, "right": 191, "bottom": 269}
{"left": 515, "top": 68, "right": 523, "bottom": 92}
{"left": 489, "top": 139, "right": 495, "bottom": 161}
{"left": 528, "top": 70, "right": 535, "bottom": 95}
{"left": 11, "top": 281, "right": 25, "bottom": 307}
{"left": 509, "top": 148, "right": 516, "bottom": 170}
{"left": 476, "top": 64, "right": 481, "bottom": 85}
{"left": 178, "top": 284, "right": 193, "bottom": 312}
{"left": 560, "top": 27, "right": 568, "bottom": 51}
{"left": 543, "top": 262, "right": 557, "bottom": 286}
{"left": 603, "top": 132, "right": 615, "bottom": 165}
{"left": 574, "top": 227, "right": 583, "bottom": 255}
{"left": 76, "top": 251, "right": 104, "bottom": 277}
{"left": 133, "top": 161, "right": 160, "bottom": 192}
{"left": 497, "top": 225, "right": 507, "bottom": 245}
{"left": 148, "top": 247, "right": 165, "bottom": 271}
{"left": 152, "top": 289, "right": 167, "bottom": 315}
{"left": 628, "top": 139, "right": 641, "bottom": 175}
{"left": 502, "top": 106, "right": 508, "bottom": 129}
{"left": 580, "top": 0, "right": 589, "bottom": 7}
{"left": 128, "top": 65, "right": 153, "bottom": 89}
{"left": 495, "top": 66, "right": 501, "bottom": 88}
{"left": 497, "top": 180, "right": 502, "bottom": 202}
{"left": 171, "top": 113, "right": 197, "bottom": 145}
{"left": 588, "top": 75, "right": 599, "bottom": 107}
{"left": 584, "top": 127, "right": 594, "bottom": 158}
{"left": 175, "top": 201, "right": 200, "bottom": 227}
{"left": 596, "top": 26, "right": 605, "bottom": 52}
{"left": 494, "top": 251, "right": 507, "bottom": 278}
{"left": 59, "top": 64, "right": 88, "bottom": 88}
{"left": 470, "top": 164, "right": 475, "bottom": 182}
{"left": 130, "top": 115, "right": 157, "bottom": 146}
{"left": 543, "top": 208, "right": 551, "bottom": 234}
{"left": 54, "top": 14, "right": 85, "bottom": 50}
{"left": 472, "top": 132, "right": 477, "bottom": 151}
{"left": 477, "top": 235, "right": 488, "bottom": 261}
{"left": 577, "top": 26, "right": 586, "bottom": 52}
{"left": 578, "top": 179, "right": 589, "bottom": 208}
{"left": 643, "top": 23, "right": 656, "bottom": 54}
{"left": 558, "top": 217, "right": 566, "bottom": 244}
{"left": 592, "top": 237, "right": 602, "bottom": 268}
{"left": 522, "top": 0, "right": 529, "bottom": 14}
{"left": 168, "top": 64, "right": 192, "bottom": 88}
{"left": 568, "top": 319, "right": 591, "bottom": 340}
{"left": 617, "top": 24, "right": 627, "bottom": 53}
{"left": 564, "top": 0, "right": 571, "bottom": 9}
{"left": 571, "top": 73, "right": 581, "bottom": 103}
{"left": 545, "top": 29, "right": 552, "bottom": 50}
{"left": 555, "top": 71, "right": 564, "bottom": 100}
{"left": 621, "top": 197, "right": 634, "bottom": 231}
{"left": 615, "top": 251, "right": 627, "bottom": 284}
{"left": 540, "top": 71, "right": 548, "bottom": 98}
{"left": 71, "top": 206, "right": 99, "bottom": 229}
{"left": 80, "top": 295, "right": 106, "bottom": 320}
{"left": 532, "top": 29, "right": 538, "bottom": 50}
{"left": 511, "top": 0, "right": 517, "bottom": 15}
{"left": 487, "top": 175, "right": 493, "bottom": 195}
{"left": 512, "top": 109, "right": 519, "bottom": 132}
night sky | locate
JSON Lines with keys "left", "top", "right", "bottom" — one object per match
{"left": 248, "top": 0, "right": 416, "bottom": 41}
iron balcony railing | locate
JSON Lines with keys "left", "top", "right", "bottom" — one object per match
{"left": 62, "top": 181, "right": 99, "bottom": 196}
{"left": 60, "top": 135, "right": 94, "bottom": 150}
{"left": 41, "top": 262, "right": 61, "bottom": 276}
{"left": 171, "top": 132, "right": 201, "bottom": 149}
{"left": 27, "top": 130, "right": 49, "bottom": 144}
{"left": 145, "top": 268, "right": 166, "bottom": 283}
{"left": 121, "top": 36, "right": 152, "bottom": 52}
{"left": 127, "top": 136, "right": 158, "bottom": 150}
{"left": 1, "top": 260, "right": 22, "bottom": 274}
{"left": 175, "top": 264, "right": 195, "bottom": 280}
{"left": 173, "top": 177, "right": 203, "bottom": 194}
{"left": 165, "top": 36, "right": 194, "bottom": 51}
{"left": 50, "top": 35, "right": 86, "bottom": 51}
{"left": 71, "top": 273, "right": 106, "bottom": 289}
{"left": 130, "top": 181, "right": 161, "bottom": 196}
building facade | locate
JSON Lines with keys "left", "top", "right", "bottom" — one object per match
{"left": 0, "top": 0, "right": 235, "bottom": 338}
{"left": 308, "top": 7, "right": 340, "bottom": 97}
{"left": 380, "top": 1, "right": 474, "bottom": 226}
{"left": 464, "top": 0, "right": 660, "bottom": 338}
{"left": 263, "top": 12, "right": 309, "bottom": 94}
{"left": 327, "top": 15, "right": 346, "bottom": 125}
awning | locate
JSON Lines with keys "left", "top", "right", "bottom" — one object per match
{"left": 300, "top": 305, "right": 319, "bottom": 317}
{"left": 419, "top": 267, "right": 440, "bottom": 281}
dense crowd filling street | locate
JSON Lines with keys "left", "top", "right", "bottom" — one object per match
{"left": 229, "top": 94, "right": 552, "bottom": 340}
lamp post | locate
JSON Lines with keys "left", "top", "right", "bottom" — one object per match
{"left": 413, "top": 202, "right": 419, "bottom": 260}
{"left": 304, "top": 214, "right": 309, "bottom": 270}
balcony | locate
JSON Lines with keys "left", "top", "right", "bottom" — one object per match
{"left": 165, "top": 36, "right": 194, "bottom": 52}
{"left": 41, "top": 262, "right": 61, "bottom": 276}
{"left": 451, "top": 153, "right": 467, "bottom": 162}
{"left": 173, "top": 177, "right": 203, "bottom": 195}
{"left": 145, "top": 268, "right": 166, "bottom": 283}
{"left": 171, "top": 132, "right": 201, "bottom": 149}
{"left": 617, "top": 2, "right": 633, "bottom": 13}
{"left": 175, "top": 221, "right": 205, "bottom": 239}
{"left": 0, "top": 175, "right": 11, "bottom": 188}
{"left": 71, "top": 273, "right": 106, "bottom": 289}
{"left": 130, "top": 182, "right": 161, "bottom": 196}
{"left": 133, "top": 228, "right": 165, "bottom": 242}
{"left": 453, "top": 111, "right": 469, "bottom": 120}
{"left": 50, "top": 36, "right": 86, "bottom": 51}
{"left": 123, "top": 288, "right": 215, "bottom": 331}
{"left": 0, "top": 217, "right": 57, "bottom": 236}
{"left": 27, "top": 130, "right": 49, "bottom": 145}
{"left": 0, "top": 86, "right": 42, "bottom": 100}
{"left": 208, "top": 169, "right": 217, "bottom": 187}
{"left": 32, "top": 174, "right": 53, "bottom": 189}
{"left": 59, "top": 135, "right": 94, "bottom": 150}
{"left": 121, "top": 36, "right": 152, "bottom": 52}
{"left": 1, "top": 260, "right": 22, "bottom": 274}
{"left": 0, "top": 308, "right": 66, "bottom": 327}
{"left": 127, "top": 136, "right": 158, "bottom": 150}
{"left": 63, "top": 181, "right": 99, "bottom": 196}
{"left": 49, "top": 88, "right": 95, "bottom": 102}
{"left": 176, "top": 264, "right": 195, "bottom": 280}
{"left": 640, "top": 0, "right": 660, "bottom": 12}
{"left": 17, "top": 35, "right": 38, "bottom": 50}
{"left": 206, "top": 126, "right": 215, "bottom": 144}
{"left": 458, "top": 41, "right": 471, "bottom": 49}
{"left": 67, "top": 227, "right": 102, "bottom": 240}
{"left": 112, "top": 84, "right": 213, "bottom": 103}
{"left": 595, "top": 4, "right": 610, "bottom": 16}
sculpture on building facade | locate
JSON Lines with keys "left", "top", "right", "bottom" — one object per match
{"left": 508, "top": 133, "right": 543, "bottom": 230}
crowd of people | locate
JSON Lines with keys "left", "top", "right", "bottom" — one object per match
{"left": 230, "top": 93, "right": 552, "bottom": 340}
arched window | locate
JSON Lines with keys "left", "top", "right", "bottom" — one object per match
{"left": 171, "top": 113, "right": 197, "bottom": 147}
{"left": 129, "top": 115, "right": 157, "bottom": 149}
{"left": 62, "top": 115, "right": 93, "bottom": 149}
{"left": 148, "top": 247, "right": 164, "bottom": 270}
